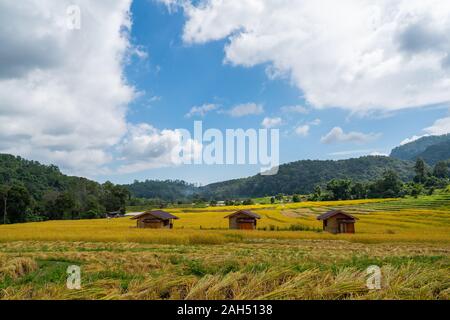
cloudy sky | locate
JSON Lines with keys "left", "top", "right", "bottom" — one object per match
{"left": 1, "top": 0, "right": 450, "bottom": 185}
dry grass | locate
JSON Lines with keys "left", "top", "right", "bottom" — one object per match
{"left": 0, "top": 241, "right": 448, "bottom": 300}
{"left": 0, "top": 195, "right": 449, "bottom": 300}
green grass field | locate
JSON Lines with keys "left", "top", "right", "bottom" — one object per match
{"left": 0, "top": 194, "right": 449, "bottom": 300}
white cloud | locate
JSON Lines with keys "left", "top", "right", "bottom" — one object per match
{"left": 295, "top": 125, "right": 310, "bottom": 137}
{"left": 370, "top": 151, "right": 389, "bottom": 156}
{"left": 309, "top": 118, "right": 321, "bottom": 126}
{"left": 261, "top": 117, "right": 282, "bottom": 128}
{"left": 281, "top": 105, "right": 309, "bottom": 114}
{"left": 400, "top": 135, "right": 429, "bottom": 146}
{"left": 117, "top": 123, "right": 201, "bottom": 174}
{"left": 180, "top": 0, "right": 450, "bottom": 112}
{"left": 424, "top": 116, "right": 450, "bottom": 135}
{"left": 185, "top": 103, "right": 218, "bottom": 118}
{"left": 321, "top": 127, "right": 381, "bottom": 144}
{"left": 227, "top": 103, "right": 264, "bottom": 117}
{"left": 329, "top": 149, "right": 373, "bottom": 156}
{"left": 329, "top": 149, "right": 388, "bottom": 157}
{"left": 399, "top": 114, "right": 450, "bottom": 145}
{"left": 0, "top": 0, "right": 136, "bottom": 174}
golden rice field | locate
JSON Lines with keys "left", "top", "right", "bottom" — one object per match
{"left": 0, "top": 195, "right": 449, "bottom": 300}
{"left": 1, "top": 196, "right": 449, "bottom": 244}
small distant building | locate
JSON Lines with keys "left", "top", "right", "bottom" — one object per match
{"left": 106, "top": 210, "right": 123, "bottom": 219}
{"left": 131, "top": 210, "right": 179, "bottom": 229}
{"left": 225, "top": 210, "right": 261, "bottom": 230}
{"left": 317, "top": 210, "right": 358, "bottom": 234}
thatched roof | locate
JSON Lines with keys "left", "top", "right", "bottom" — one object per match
{"left": 317, "top": 210, "right": 358, "bottom": 221}
{"left": 224, "top": 210, "right": 261, "bottom": 219}
{"left": 131, "top": 210, "right": 179, "bottom": 220}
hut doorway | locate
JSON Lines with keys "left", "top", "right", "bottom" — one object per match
{"left": 238, "top": 221, "right": 255, "bottom": 230}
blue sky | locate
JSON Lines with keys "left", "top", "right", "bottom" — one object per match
{"left": 108, "top": 0, "right": 449, "bottom": 185}
{"left": 1, "top": 0, "right": 450, "bottom": 185}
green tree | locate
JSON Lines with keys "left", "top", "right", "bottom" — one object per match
{"left": 369, "top": 170, "right": 403, "bottom": 198}
{"left": 311, "top": 185, "right": 322, "bottom": 201}
{"left": 6, "top": 185, "right": 31, "bottom": 224}
{"left": 433, "top": 161, "right": 448, "bottom": 179}
{"left": 326, "top": 179, "right": 352, "bottom": 200}
{"left": 54, "top": 192, "right": 76, "bottom": 220}
{"left": 292, "top": 194, "right": 301, "bottom": 203}
{"left": 270, "top": 197, "right": 275, "bottom": 204}
{"left": 0, "top": 185, "right": 10, "bottom": 224}
{"left": 411, "top": 183, "right": 423, "bottom": 198}
{"left": 351, "top": 182, "right": 368, "bottom": 199}
{"left": 414, "top": 158, "right": 427, "bottom": 183}
{"left": 102, "top": 182, "right": 130, "bottom": 213}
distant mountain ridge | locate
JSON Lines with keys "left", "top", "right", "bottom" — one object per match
{"left": 199, "top": 156, "right": 415, "bottom": 198}
{"left": 7, "top": 132, "right": 449, "bottom": 201}
{"left": 390, "top": 134, "right": 450, "bottom": 164}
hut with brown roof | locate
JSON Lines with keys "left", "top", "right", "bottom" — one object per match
{"left": 225, "top": 210, "right": 261, "bottom": 230}
{"left": 317, "top": 210, "right": 358, "bottom": 234}
{"left": 131, "top": 210, "right": 179, "bottom": 229}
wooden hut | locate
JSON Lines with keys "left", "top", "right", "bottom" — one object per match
{"left": 317, "top": 210, "right": 358, "bottom": 234}
{"left": 225, "top": 210, "right": 261, "bottom": 230}
{"left": 131, "top": 210, "right": 179, "bottom": 229}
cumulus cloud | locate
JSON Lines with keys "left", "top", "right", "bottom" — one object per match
{"left": 117, "top": 123, "right": 201, "bottom": 174}
{"left": 0, "top": 0, "right": 136, "bottom": 174}
{"left": 261, "top": 117, "right": 282, "bottom": 128}
{"left": 424, "top": 116, "right": 450, "bottom": 135}
{"left": 399, "top": 114, "right": 450, "bottom": 145}
{"left": 185, "top": 103, "right": 219, "bottom": 118}
{"left": 321, "top": 127, "right": 381, "bottom": 144}
{"left": 227, "top": 103, "right": 264, "bottom": 117}
{"left": 399, "top": 135, "right": 429, "bottom": 146}
{"left": 179, "top": 0, "right": 450, "bottom": 112}
{"left": 295, "top": 125, "right": 310, "bottom": 137}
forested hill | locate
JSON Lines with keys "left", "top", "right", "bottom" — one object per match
{"left": 0, "top": 154, "right": 416, "bottom": 204}
{"left": 124, "top": 179, "right": 197, "bottom": 202}
{"left": 0, "top": 154, "right": 129, "bottom": 223}
{"left": 200, "top": 156, "right": 415, "bottom": 198}
{"left": 0, "top": 154, "right": 89, "bottom": 198}
{"left": 415, "top": 140, "right": 450, "bottom": 165}
{"left": 390, "top": 134, "right": 450, "bottom": 164}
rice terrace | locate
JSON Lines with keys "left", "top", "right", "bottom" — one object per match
{"left": 2, "top": 0, "right": 450, "bottom": 308}
{"left": 1, "top": 193, "right": 449, "bottom": 300}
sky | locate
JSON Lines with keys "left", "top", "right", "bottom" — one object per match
{"left": 1, "top": 0, "right": 450, "bottom": 185}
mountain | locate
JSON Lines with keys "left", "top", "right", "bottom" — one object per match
{"left": 390, "top": 134, "right": 450, "bottom": 163}
{"left": 415, "top": 140, "right": 450, "bottom": 165}
{"left": 200, "top": 156, "right": 415, "bottom": 198}
{"left": 0, "top": 154, "right": 94, "bottom": 199}
{"left": 0, "top": 154, "right": 417, "bottom": 203}
{"left": 124, "top": 179, "right": 197, "bottom": 202}
{"left": 0, "top": 154, "right": 129, "bottom": 222}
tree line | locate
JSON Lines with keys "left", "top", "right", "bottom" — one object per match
{"left": 309, "top": 159, "right": 449, "bottom": 201}
{"left": 0, "top": 153, "right": 448, "bottom": 224}
{"left": 0, "top": 154, "right": 129, "bottom": 224}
